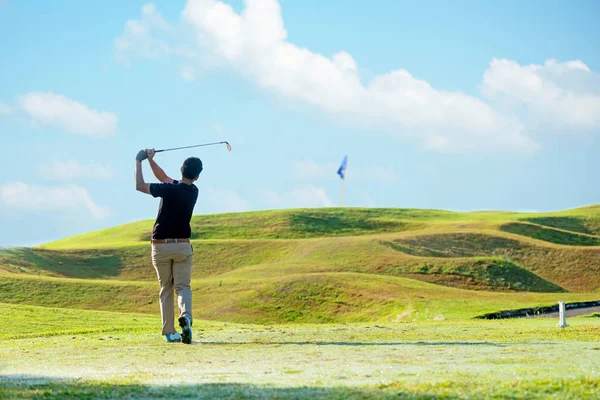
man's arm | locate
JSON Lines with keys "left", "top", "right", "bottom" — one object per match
{"left": 135, "top": 150, "right": 151, "bottom": 195}
{"left": 147, "top": 149, "right": 174, "bottom": 183}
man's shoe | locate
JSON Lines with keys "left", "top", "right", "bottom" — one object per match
{"left": 165, "top": 332, "right": 181, "bottom": 343}
{"left": 178, "top": 316, "right": 192, "bottom": 344}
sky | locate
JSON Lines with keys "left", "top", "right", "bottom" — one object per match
{"left": 0, "top": 0, "right": 599, "bottom": 246}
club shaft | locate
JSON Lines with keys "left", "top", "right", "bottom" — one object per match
{"left": 156, "top": 141, "right": 229, "bottom": 153}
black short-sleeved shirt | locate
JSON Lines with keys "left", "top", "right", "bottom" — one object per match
{"left": 149, "top": 180, "right": 199, "bottom": 239}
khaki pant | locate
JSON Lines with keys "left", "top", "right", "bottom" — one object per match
{"left": 151, "top": 242, "right": 193, "bottom": 335}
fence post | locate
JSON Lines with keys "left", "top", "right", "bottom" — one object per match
{"left": 557, "top": 301, "right": 569, "bottom": 328}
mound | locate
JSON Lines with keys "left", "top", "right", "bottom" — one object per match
{"left": 391, "top": 259, "right": 563, "bottom": 293}
{"left": 386, "top": 233, "right": 525, "bottom": 257}
{"left": 500, "top": 222, "right": 600, "bottom": 246}
{"left": 0, "top": 273, "right": 595, "bottom": 324}
{"left": 2, "top": 234, "right": 570, "bottom": 292}
{"left": 41, "top": 208, "right": 436, "bottom": 249}
{"left": 2, "top": 206, "right": 600, "bottom": 324}
{"left": 381, "top": 231, "right": 600, "bottom": 292}
{"left": 522, "top": 217, "right": 593, "bottom": 235}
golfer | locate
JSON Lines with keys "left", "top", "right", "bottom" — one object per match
{"left": 135, "top": 148, "right": 202, "bottom": 344}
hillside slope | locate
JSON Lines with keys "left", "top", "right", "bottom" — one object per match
{"left": 40, "top": 206, "right": 600, "bottom": 248}
{"left": 1, "top": 206, "right": 599, "bottom": 323}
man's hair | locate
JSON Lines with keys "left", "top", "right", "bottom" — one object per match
{"left": 182, "top": 157, "right": 203, "bottom": 179}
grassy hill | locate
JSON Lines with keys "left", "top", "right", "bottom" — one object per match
{"left": 37, "top": 206, "right": 600, "bottom": 248}
{"left": 1, "top": 206, "right": 600, "bottom": 324}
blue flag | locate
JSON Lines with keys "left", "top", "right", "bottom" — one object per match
{"left": 337, "top": 156, "right": 348, "bottom": 179}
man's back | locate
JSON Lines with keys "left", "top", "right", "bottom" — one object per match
{"left": 150, "top": 181, "right": 199, "bottom": 239}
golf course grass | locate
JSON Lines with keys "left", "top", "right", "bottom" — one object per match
{"left": 1, "top": 206, "right": 600, "bottom": 398}
{"left": 1, "top": 303, "right": 599, "bottom": 399}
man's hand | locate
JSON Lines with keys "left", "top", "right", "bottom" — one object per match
{"left": 146, "top": 148, "right": 156, "bottom": 161}
{"left": 136, "top": 149, "right": 148, "bottom": 162}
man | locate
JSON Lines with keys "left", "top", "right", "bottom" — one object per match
{"left": 135, "top": 148, "right": 202, "bottom": 344}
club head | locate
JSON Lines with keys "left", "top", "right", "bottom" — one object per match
{"left": 225, "top": 142, "right": 232, "bottom": 152}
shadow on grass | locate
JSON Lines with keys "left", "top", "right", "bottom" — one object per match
{"left": 288, "top": 211, "right": 418, "bottom": 237}
{"left": 0, "top": 247, "right": 127, "bottom": 279}
{"left": 191, "top": 341, "right": 543, "bottom": 347}
{"left": 500, "top": 222, "right": 600, "bottom": 246}
{"left": 2, "top": 374, "right": 598, "bottom": 399}
{"left": 0, "top": 375, "right": 452, "bottom": 400}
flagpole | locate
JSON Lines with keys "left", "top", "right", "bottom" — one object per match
{"left": 341, "top": 173, "right": 346, "bottom": 207}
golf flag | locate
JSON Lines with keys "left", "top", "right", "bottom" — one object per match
{"left": 338, "top": 156, "right": 348, "bottom": 207}
{"left": 337, "top": 156, "right": 348, "bottom": 179}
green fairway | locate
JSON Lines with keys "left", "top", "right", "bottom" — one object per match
{"left": 1, "top": 206, "right": 600, "bottom": 398}
{"left": 1, "top": 304, "right": 599, "bottom": 399}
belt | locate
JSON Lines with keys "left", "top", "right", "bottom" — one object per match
{"left": 151, "top": 238, "right": 190, "bottom": 244}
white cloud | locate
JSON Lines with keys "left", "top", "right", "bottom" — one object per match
{"left": 333, "top": 51, "right": 357, "bottom": 73}
{"left": 114, "top": 2, "right": 199, "bottom": 67}
{"left": 363, "top": 192, "right": 375, "bottom": 208}
{"left": 16, "top": 92, "right": 117, "bottom": 136}
{"left": 0, "top": 182, "right": 108, "bottom": 219}
{"left": 292, "top": 159, "right": 338, "bottom": 181}
{"left": 179, "top": 65, "right": 197, "bottom": 81}
{"left": 261, "top": 188, "right": 282, "bottom": 208}
{"left": 199, "top": 184, "right": 334, "bottom": 213}
{"left": 39, "top": 160, "right": 114, "bottom": 181}
{"left": 0, "top": 102, "right": 12, "bottom": 115}
{"left": 361, "top": 165, "right": 398, "bottom": 182}
{"left": 261, "top": 184, "right": 333, "bottom": 208}
{"left": 483, "top": 58, "right": 600, "bottom": 131}
{"left": 292, "top": 159, "right": 397, "bottom": 182}
{"left": 117, "top": 0, "right": 600, "bottom": 153}
{"left": 291, "top": 185, "right": 333, "bottom": 207}
{"left": 114, "top": 3, "right": 172, "bottom": 65}
{"left": 181, "top": 0, "right": 534, "bottom": 153}
{"left": 202, "top": 187, "right": 249, "bottom": 213}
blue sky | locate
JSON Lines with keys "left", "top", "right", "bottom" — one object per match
{"left": 0, "top": 0, "right": 599, "bottom": 246}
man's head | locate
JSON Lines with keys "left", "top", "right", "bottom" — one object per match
{"left": 181, "top": 157, "right": 203, "bottom": 181}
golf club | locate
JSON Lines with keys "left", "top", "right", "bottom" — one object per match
{"left": 155, "top": 141, "right": 232, "bottom": 153}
